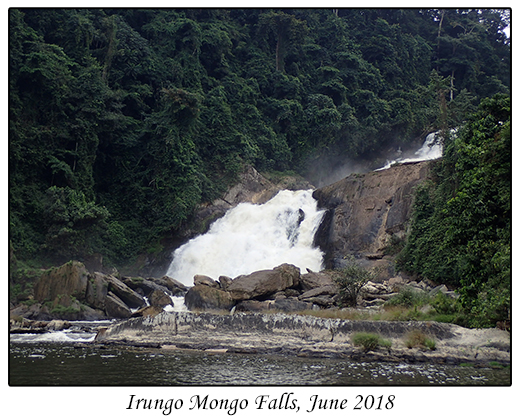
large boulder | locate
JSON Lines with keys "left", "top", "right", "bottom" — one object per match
{"left": 104, "top": 292, "right": 133, "bottom": 318}
{"left": 148, "top": 289, "right": 172, "bottom": 307}
{"left": 184, "top": 285, "right": 235, "bottom": 311}
{"left": 33, "top": 261, "right": 90, "bottom": 303}
{"left": 106, "top": 275, "right": 146, "bottom": 309}
{"left": 300, "top": 270, "right": 335, "bottom": 291}
{"left": 157, "top": 276, "right": 188, "bottom": 295}
{"left": 227, "top": 264, "right": 301, "bottom": 301}
{"left": 85, "top": 272, "right": 109, "bottom": 310}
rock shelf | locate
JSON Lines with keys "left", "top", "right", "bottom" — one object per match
{"left": 95, "top": 311, "right": 510, "bottom": 366}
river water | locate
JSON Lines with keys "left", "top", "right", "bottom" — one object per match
{"left": 9, "top": 326, "right": 510, "bottom": 386}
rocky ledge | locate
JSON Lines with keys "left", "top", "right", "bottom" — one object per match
{"left": 95, "top": 311, "right": 510, "bottom": 367}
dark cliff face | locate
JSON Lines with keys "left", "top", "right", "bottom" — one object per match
{"left": 313, "top": 161, "right": 433, "bottom": 269}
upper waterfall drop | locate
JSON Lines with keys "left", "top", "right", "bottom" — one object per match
{"left": 375, "top": 131, "right": 443, "bottom": 171}
{"left": 167, "top": 189, "right": 325, "bottom": 286}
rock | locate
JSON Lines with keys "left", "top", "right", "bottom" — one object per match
{"left": 360, "top": 281, "right": 385, "bottom": 295}
{"left": 300, "top": 271, "right": 335, "bottom": 291}
{"left": 429, "top": 284, "right": 449, "bottom": 296}
{"left": 387, "top": 276, "right": 406, "bottom": 292}
{"left": 158, "top": 276, "right": 188, "bottom": 295}
{"left": 184, "top": 285, "right": 235, "bottom": 311}
{"left": 131, "top": 305, "right": 164, "bottom": 318}
{"left": 85, "top": 272, "right": 109, "bottom": 310}
{"left": 235, "top": 300, "right": 272, "bottom": 313}
{"left": 273, "top": 297, "right": 312, "bottom": 313}
{"left": 300, "top": 295, "right": 336, "bottom": 308}
{"left": 96, "top": 312, "right": 511, "bottom": 366}
{"left": 194, "top": 275, "right": 219, "bottom": 288}
{"left": 299, "top": 284, "right": 338, "bottom": 300}
{"left": 104, "top": 292, "right": 133, "bottom": 318}
{"left": 106, "top": 275, "right": 147, "bottom": 309}
{"left": 46, "top": 319, "right": 71, "bottom": 331}
{"left": 313, "top": 161, "right": 432, "bottom": 269}
{"left": 284, "top": 288, "right": 301, "bottom": 298}
{"left": 218, "top": 276, "right": 233, "bottom": 290}
{"left": 227, "top": 264, "right": 301, "bottom": 301}
{"left": 362, "top": 292, "right": 399, "bottom": 301}
{"left": 33, "top": 261, "right": 90, "bottom": 303}
{"left": 418, "top": 280, "right": 431, "bottom": 291}
{"left": 148, "top": 289, "right": 172, "bottom": 307}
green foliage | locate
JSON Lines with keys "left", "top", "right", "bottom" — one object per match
{"left": 42, "top": 186, "right": 110, "bottom": 260}
{"left": 333, "top": 257, "right": 375, "bottom": 307}
{"left": 404, "top": 330, "right": 436, "bottom": 350}
{"left": 385, "top": 287, "right": 430, "bottom": 308}
{"left": 351, "top": 332, "right": 392, "bottom": 352}
{"left": 9, "top": 8, "right": 510, "bottom": 274}
{"left": 397, "top": 94, "right": 511, "bottom": 327}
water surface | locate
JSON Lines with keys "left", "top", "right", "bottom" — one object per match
{"left": 9, "top": 341, "right": 510, "bottom": 386}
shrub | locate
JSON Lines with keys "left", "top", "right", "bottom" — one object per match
{"left": 385, "top": 286, "right": 429, "bottom": 308}
{"left": 404, "top": 329, "right": 436, "bottom": 350}
{"left": 351, "top": 332, "right": 392, "bottom": 352}
{"left": 334, "top": 257, "right": 375, "bottom": 307}
{"left": 431, "top": 292, "right": 459, "bottom": 314}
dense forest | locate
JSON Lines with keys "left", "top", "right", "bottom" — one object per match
{"left": 9, "top": 8, "right": 511, "bottom": 320}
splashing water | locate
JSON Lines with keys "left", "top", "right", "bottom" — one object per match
{"left": 167, "top": 190, "right": 325, "bottom": 286}
{"left": 375, "top": 132, "right": 443, "bottom": 171}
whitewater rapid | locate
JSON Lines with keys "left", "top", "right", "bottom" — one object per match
{"left": 167, "top": 189, "right": 325, "bottom": 286}
{"left": 375, "top": 132, "right": 443, "bottom": 171}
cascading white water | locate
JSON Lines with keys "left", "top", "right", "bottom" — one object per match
{"left": 375, "top": 132, "right": 443, "bottom": 171}
{"left": 167, "top": 189, "right": 325, "bottom": 286}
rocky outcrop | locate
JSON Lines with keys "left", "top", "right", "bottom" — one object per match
{"left": 12, "top": 261, "right": 188, "bottom": 321}
{"left": 185, "top": 285, "right": 235, "bottom": 311}
{"left": 313, "top": 161, "right": 432, "bottom": 269}
{"left": 33, "top": 260, "right": 90, "bottom": 303}
{"left": 178, "top": 261, "right": 458, "bottom": 314}
{"left": 95, "top": 311, "right": 511, "bottom": 366}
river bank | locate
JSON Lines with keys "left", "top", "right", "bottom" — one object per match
{"left": 94, "top": 311, "right": 510, "bottom": 368}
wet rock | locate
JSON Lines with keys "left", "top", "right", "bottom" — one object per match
{"left": 148, "top": 289, "right": 172, "bottom": 307}
{"left": 227, "top": 264, "right": 301, "bottom": 301}
{"left": 46, "top": 319, "right": 71, "bottom": 331}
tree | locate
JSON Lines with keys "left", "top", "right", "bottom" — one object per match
{"left": 259, "top": 11, "right": 307, "bottom": 73}
{"left": 397, "top": 94, "right": 511, "bottom": 327}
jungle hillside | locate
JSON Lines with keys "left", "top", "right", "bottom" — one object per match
{"left": 9, "top": 9, "right": 511, "bottom": 326}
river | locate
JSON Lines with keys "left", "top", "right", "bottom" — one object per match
{"left": 9, "top": 325, "right": 510, "bottom": 386}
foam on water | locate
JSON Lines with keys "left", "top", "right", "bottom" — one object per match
{"left": 375, "top": 132, "right": 443, "bottom": 171}
{"left": 167, "top": 189, "right": 325, "bottom": 286}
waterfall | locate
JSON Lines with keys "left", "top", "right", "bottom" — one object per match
{"left": 375, "top": 131, "right": 443, "bottom": 171}
{"left": 167, "top": 189, "right": 325, "bottom": 286}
